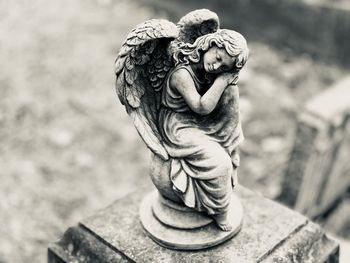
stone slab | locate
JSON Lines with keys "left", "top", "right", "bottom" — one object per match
{"left": 279, "top": 76, "right": 350, "bottom": 217}
{"left": 305, "top": 76, "right": 350, "bottom": 125}
{"left": 48, "top": 185, "right": 339, "bottom": 262}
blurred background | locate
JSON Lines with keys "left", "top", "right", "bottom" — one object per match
{"left": 0, "top": 0, "right": 349, "bottom": 262}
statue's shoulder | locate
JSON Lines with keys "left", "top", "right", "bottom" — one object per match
{"left": 168, "top": 65, "right": 195, "bottom": 89}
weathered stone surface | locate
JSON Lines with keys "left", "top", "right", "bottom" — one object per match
{"left": 264, "top": 222, "right": 339, "bottom": 263}
{"left": 279, "top": 76, "right": 350, "bottom": 217}
{"left": 48, "top": 226, "right": 129, "bottom": 263}
{"left": 48, "top": 185, "right": 339, "bottom": 262}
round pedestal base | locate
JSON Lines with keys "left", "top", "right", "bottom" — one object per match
{"left": 139, "top": 191, "right": 243, "bottom": 250}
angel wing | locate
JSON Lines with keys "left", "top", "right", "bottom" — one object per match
{"left": 176, "top": 9, "right": 219, "bottom": 44}
{"left": 115, "top": 10, "right": 220, "bottom": 160}
{"left": 115, "top": 19, "right": 177, "bottom": 160}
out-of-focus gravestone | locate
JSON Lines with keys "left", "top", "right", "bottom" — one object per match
{"left": 280, "top": 76, "right": 350, "bottom": 217}
{"left": 48, "top": 185, "right": 339, "bottom": 263}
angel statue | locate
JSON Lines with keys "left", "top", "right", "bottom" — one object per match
{"left": 115, "top": 9, "right": 249, "bottom": 249}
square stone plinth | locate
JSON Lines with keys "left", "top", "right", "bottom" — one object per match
{"left": 48, "top": 186, "right": 339, "bottom": 262}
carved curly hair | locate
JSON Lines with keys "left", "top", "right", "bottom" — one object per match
{"left": 172, "top": 29, "right": 249, "bottom": 72}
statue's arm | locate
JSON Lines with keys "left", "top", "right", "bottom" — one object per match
{"left": 170, "top": 69, "right": 232, "bottom": 115}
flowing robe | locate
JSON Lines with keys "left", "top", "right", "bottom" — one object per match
{"left": 158, "top": 64, "right": 243, "bottom": 215}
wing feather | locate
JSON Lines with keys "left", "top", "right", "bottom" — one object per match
{"left": 176, "top": 9, "right": 220, "bottom": 44}
{"left": 115, "top": 19, "right": 178, "bottom": 160}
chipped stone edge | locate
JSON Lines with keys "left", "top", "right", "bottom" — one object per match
{"left": 261, "top": 221, "right": 339, "bottom": 263}
{"left": 48, "top": 225, "right": 133, "bottom": 263}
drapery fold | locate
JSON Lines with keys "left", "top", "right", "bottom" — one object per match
{"left": 158, "top": 65, "right": 243, "bottom": 215}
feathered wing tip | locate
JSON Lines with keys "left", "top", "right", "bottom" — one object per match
{"left": 176, "top": 9, "right": 220, "bottom": 44}
{"left": 115, "top": 19, "right": 179, "bottom": 160}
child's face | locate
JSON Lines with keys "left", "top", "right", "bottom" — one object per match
{"left": 203, "top": 46, "right": 235, "bottom": 74}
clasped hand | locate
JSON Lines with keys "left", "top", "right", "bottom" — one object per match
{"left": 215, "top": 72, "right": 239, "bottom": 86}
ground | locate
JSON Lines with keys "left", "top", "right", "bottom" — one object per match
{"left": 0, "top": 0, "right": 347, "bottom": 262}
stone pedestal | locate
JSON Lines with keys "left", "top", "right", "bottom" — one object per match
{"left": 48, "top": 185, "right": 338, "bottom": 262}
{"left": 139, "top": 191, "right": 243, "bottom": 250}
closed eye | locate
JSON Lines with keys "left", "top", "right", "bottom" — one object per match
{"left": 216, "top": 49, "right": 222, "bottom": 61}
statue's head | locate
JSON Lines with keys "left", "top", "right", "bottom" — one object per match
{"left": 173, "top": 29, "right": 249, "bottom": 74}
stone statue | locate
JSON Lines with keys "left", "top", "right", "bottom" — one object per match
{"left": 115, "top": 9, "right": 249, "bottom": 249}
